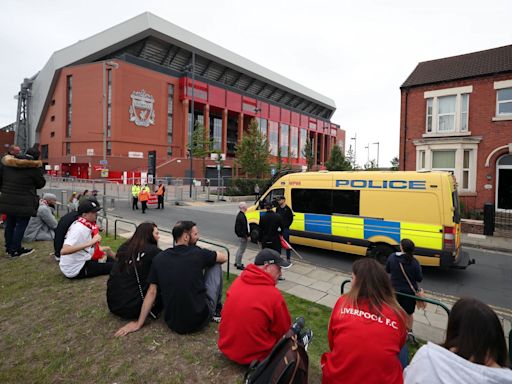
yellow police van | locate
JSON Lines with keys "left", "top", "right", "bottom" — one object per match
{"left": 246, "top": 171, "right": 473, "bottom": 268}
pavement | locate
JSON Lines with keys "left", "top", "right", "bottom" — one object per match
{"left": 110, "top": 214, "right": 512, "bottom": 346}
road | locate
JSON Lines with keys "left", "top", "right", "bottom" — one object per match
{"left": 47, "top": 189, "right": 512, "bottom": 311}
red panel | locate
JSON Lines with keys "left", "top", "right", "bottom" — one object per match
{"left": 226, "top": 91, "right": 242, "bottom": 111}
{"left": 291, "top": 112, "right": 300, "bottom": 126}
{"left": 300, "top": 114, "right": 309, "bottom": 128}
{"left": 269, "top": 105, "right": 280, "bottom": 121}
{"left": 281, "top": 108, "right": 291, "bottom": 124}
{"left": 208, "top": 85, "right": 226, "bottom": 108}
{"left": 260, "top": 102, "right": 270, "bottom": 119}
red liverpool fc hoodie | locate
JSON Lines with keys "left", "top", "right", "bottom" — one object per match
{"left": 218, "top": 264, "right": 291, "bottom": 364}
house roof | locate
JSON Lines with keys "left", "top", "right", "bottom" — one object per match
{"left": 29, "top": 12, "right": 336, "bottom": 133}
{"left": 401, "top": 44, "right": 512, "bottom": 89}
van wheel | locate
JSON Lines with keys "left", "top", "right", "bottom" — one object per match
{"left": 250, "top": 224, "right": 259, "bottom": 244}
{"left": 370, "top": 244, "right": 394, "bottom": 265}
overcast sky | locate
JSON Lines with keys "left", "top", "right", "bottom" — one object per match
{"left": 1, "top": 0, "right": 511, "bottom": 167}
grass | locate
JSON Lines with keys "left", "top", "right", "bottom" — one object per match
{"left": 0, "top": 235, "right": 422, "bottom": 383}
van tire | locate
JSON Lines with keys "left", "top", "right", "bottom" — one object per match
{"left": 250, "top": 224, "right": 259, "bottom": 244}
{"left": 370, "top": 244, "right": 394, "bottom": 265}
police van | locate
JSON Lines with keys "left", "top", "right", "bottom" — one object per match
{"left": 245, "top": 171, "right": 473, "bottom": 268}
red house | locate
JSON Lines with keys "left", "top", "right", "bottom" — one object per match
{"left": 400, "top": 45, "right": 512, "bottom": 212}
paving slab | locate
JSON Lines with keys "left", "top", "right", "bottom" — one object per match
{"left": 307, "top": 269, "right": 339, "bottom": 282}
{"left": 316, "top": 294, "right": 339, "bottom": 308}
{"left": 286, "top": 285, "right": 327, "bottom": 302}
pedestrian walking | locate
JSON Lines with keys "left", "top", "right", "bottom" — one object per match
{"left": 131, "top": 183, "right": 140, "bottom": 210}
{"left": 156, "top": 182, "right": 165, "bottom": 209}
{"left": 254, "top": 183, "right": 260, "bottom": 201}
{"left": 138, "top": 186, "right": 150, "bottom": 214}
{"left": 234, "top": 202, "right": 250, "bottom": 270}
{"left": 0, "top": 146, "right": 46, "bottom": 257}
{"left": 276, "top": 195, "right": 293, "bottom": 263}
{"left": 258, "top": 201, "right": 282, "bottom": 254}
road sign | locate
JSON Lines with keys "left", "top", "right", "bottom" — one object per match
{"left": 99, "top": 160, "right": 108, "bottom": 165}
{"left": 71, "top": 156, "right": 76, "bottom": 163}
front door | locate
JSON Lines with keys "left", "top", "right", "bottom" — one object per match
{"left": 496, "top": 155, "right": 512, "bottom": 210}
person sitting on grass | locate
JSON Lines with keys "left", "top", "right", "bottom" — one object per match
{"left": 321, "top": 258, "right": 407, "bottom": 384}
{"left": 59, "top": 200, "right": 115, "bottom": 279}
{"left": 404, "top": 297, "right": 512, "bottom": 383}
{"left": 115, "top": 220, "right": 227, "bottom": 337}
{"left": 23, "top": 193, "right": 58, "bottom": 242}
{"left": 107, "top": 222, "right": 163, "bottom": 319}
{"left": 218, "top": 248, "right": 292, "bottom": 365}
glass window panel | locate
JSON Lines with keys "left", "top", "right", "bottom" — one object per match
{"left": 259, "top": 118, "right": 267, "bottom": 136}
{"left": 498, "top": 101, "right": 512, "bottom": 114}
{"left": 290, "top": 126, "right": 298, "bottom": 158}
{"left": 300, "top": 128, "right": 307, "bottom": 159}
{"left": 269, "top": 121, "right": 278, "bottom": 156}
{"left": 498, "top": 155, "right": 512, "bottom": 166}
{"left": 426, "top": 98, "right": 433, "bottom": 132}
{"left": 419, "top": 151, "right": 425, "bottom": 169}
{"left": 462, "top": 170, "right": 469, "bottom": 189}
{"left": 291, "top": 189, "right": 332, "bottom": 215}
{"left": 461, "top": 94, "right": 469, "bottom": 131}
{"left": 463, "top": 150, "right": 470, "bottom": 168}
{"left": 497, "top": 88, "right": 512, "bottom": 101}
{"left": 432, "top": 150, "right": 455, "bottom": 168}
{"left": 438, "top": 95, "right": 456, "bottom": 114}
{"left": 438, "top": 115, "right": 455, "bottom": 131}
{"left": 280, "top": 124, "right": 289, "bottom": 157}
{"left": 213, "top": 118, "right": 222, "bottom": 150}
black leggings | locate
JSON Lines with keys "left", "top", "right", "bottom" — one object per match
{"left": 72, "top": 258, "right": 114, "bottom": 279}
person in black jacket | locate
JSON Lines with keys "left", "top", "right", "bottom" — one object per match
{"left": 0, "top": 147, "right": 46, "bottom": 257}
{"left": 258, "top": 201, "right": 282, "bottom": 253}
{"left": 385, "top": 238, "right": 423, "bottom": 332}
{"left": 276, "top": 196, "right": 294, "bottom": 262}
{"left": 107, "top": 222, "right": 163, "bottom": 319}
{"left": 234, "top": 202, "right": 249, "bottom": 270}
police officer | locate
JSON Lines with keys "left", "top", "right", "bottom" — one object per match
{"left": 131, "top": 183, "right": 140, "bottom": 210}
{"left": 276, "top": 196, "right": 293, "bottom": 263}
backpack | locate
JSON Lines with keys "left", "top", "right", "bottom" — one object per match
{"left": 244, "top": 328, "right": 309, "bottom": 384}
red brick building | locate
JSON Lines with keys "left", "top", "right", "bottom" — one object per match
{"left": 400, "top": 45, "right": 512, "bottom": 212}
{"left": 16, "top": 13, "right": 344, "bottom": 181}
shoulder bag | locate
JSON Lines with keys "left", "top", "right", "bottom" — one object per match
{"left": 132, "top": 253, "right": 157, "bottom": 319}
{"left": 399, "top": 262, "right": 427, "bottom": 310}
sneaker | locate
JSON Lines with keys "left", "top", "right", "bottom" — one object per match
{"left": 211, "top": 311, "right": 222, "bottom": 323}
{"left": 301, "top": 329, "right": 313, "bottom": 351}
{"left": 236, "top": 264, "right": 245, "bottom": 270}
{"left": 278, "top": 276, "right": 285, "bottom": 281}
{"left": 19, "top": 248, "right": 35, "bottom": 257}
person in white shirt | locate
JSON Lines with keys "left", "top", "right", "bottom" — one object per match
{"left": 404, "top": 297, "right": 512, "bottom": 384}
{"left": 59, "top": 200, "right": 114, "bottom": 279}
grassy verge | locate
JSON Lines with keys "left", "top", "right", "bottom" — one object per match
{"left": 0, "top": 235, "right": 421, "bottom": 383}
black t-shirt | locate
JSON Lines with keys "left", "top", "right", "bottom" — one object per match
{"left": 107, "top": 243, "right": 162, "bottom": 318}
{"left": 53, "top": 211, "right": 80, "bottom": 256}
{"left": 276, "top": 204, "right": 294, "bottom": 229}
{"left": 148, "top": 245, "right": 217, "bottom": 334}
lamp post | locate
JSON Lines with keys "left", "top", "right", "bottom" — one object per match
{"left": 102, "top": 60, "right": 119, "bottom": 205}
{"left": 186, "top": 52, "right": 196, "bottom": 198}
{"left": 364, "top": 143, "right": 370, "bottom": 164}
{"left": 350, "top": 134, "right": 357, "bottom": 168}
{"left": 373, "top": 142, "right": 380, "bottom": 168}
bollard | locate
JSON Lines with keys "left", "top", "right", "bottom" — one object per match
{"left": 483, "top": 202, "right": 495, "bottom": 236}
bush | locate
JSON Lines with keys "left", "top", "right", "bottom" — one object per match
{"left": 225, "top": 178, "right": 270, "bottom": 196}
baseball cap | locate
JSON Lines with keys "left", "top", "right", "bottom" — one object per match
{"left": 254, "top": 249, "right": 292, "bottom": 268}
{"left": 42, "top": 193, "right": 57, "bottom": 201}
{"left": 79, "top": 200, "right": 102, "bottom": 213}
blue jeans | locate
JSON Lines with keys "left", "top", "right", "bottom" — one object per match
{"left": 5, "top": 215, "right": 30, "bottom": 253}
{"left": 281, "top": 227, "right": 291, "bottom": 259}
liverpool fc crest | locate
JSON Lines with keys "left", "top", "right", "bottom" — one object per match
{"left": 129, "top": 90, "right": 155, "bottom": 127}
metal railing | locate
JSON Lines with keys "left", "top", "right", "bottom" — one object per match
{"left": 340, "top": 279, "right": 451, "bottom": 316}
{"left": 114, "top": 219, "right": 137, "bottom": 239}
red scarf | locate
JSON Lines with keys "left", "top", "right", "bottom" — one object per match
{"left": 77, "top": 217, "right": 105, "bottom": 261}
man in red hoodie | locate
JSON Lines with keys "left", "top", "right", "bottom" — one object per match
{"left": 218, "top": 248, "right": 292, "bottom": 365}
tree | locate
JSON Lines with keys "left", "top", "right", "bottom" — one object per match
{"left": 191, "top": 122, "right": 213, "bottom": 180}
{"left": 276, "top": 146, "right": 283, "bottom": 172}
{"left": 345, "top": 145, "right": 355, "bottom": 169}
{"left": 326, "top": 145, "right": 352, "bottom": 171}
{"left": 234, "top": 118, "right": 271, "bottom": 178}
{"left": 364, "top": 159, "right": 378, "bottom": 170}
{"left": 390, "top": 156, "right": 399, "bottom": 171}
{"left": 302, "top": 137, "right": 314, "bottom": 171}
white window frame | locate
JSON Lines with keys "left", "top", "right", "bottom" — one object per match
{"left": 493, "top": 80, "right": 512, "bottom": 121}
{"left": 424, "top": 86, "right": 472, "bottom": 136}
{"left": 415, "top": 142, "right": 478, "bottom": 193}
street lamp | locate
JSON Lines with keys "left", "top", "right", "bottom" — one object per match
{"left": 102, "top": 60, "right": 118, "bottom": 206}
{"left": 364, "top": 143, "right": 370, "bottom": 164}
{"left": 373, "top": 142, "right": 380, "bottom": 168}
{"left": 184, "top": 53, "right": 196, "bottom": 198}
{"left": 350, "top": 134, "right": 357, "bottom": 168}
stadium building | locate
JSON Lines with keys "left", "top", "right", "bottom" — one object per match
{"left": 14, "top": 12, "right": 344, "bottom": 180}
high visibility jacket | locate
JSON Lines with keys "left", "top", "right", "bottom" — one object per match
{"left": 138, "top": 190, "right": 149, "bottom": 202}
{"left": 131, "top": 185, "right": 141, "bottom": 197}
{"left": 156, "top": 185, "right": 165, "bottom": 196}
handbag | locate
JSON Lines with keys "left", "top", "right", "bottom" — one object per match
{"left": 399, "top": 262, "right": 427, "bottom": 310}
{"left": 132, "top": 253, "right": 157, "bottom": 319}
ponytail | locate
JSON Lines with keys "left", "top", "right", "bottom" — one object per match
{"left": 400, "top": 238, "right": 415, "bottom": 262}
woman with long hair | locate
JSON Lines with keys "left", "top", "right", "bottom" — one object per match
{"left": 322, "top": 258, "right": 407, "bottom": 384}
{"left": 405, "top": 298, "right": 512, "bottom": 383}
{"left": 386, "top": 238, "right": 423, "bottom": 331}
{"left": 107, "top": 222, "right": 162, "bottom": 319}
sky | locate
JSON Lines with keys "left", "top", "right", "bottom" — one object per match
{"left": 1, "top": 0, "right": 511, "bottom": 167}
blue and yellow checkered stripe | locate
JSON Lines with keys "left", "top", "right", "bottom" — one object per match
{"left": 289, "top": 213, "right": 443, "bottom": 250}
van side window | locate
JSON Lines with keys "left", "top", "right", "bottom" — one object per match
{"left": 291, "top": 189, "right": 332, "bottom": 215}
{"left": 333, "top": 190, "right": 360, "bottom": 216}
